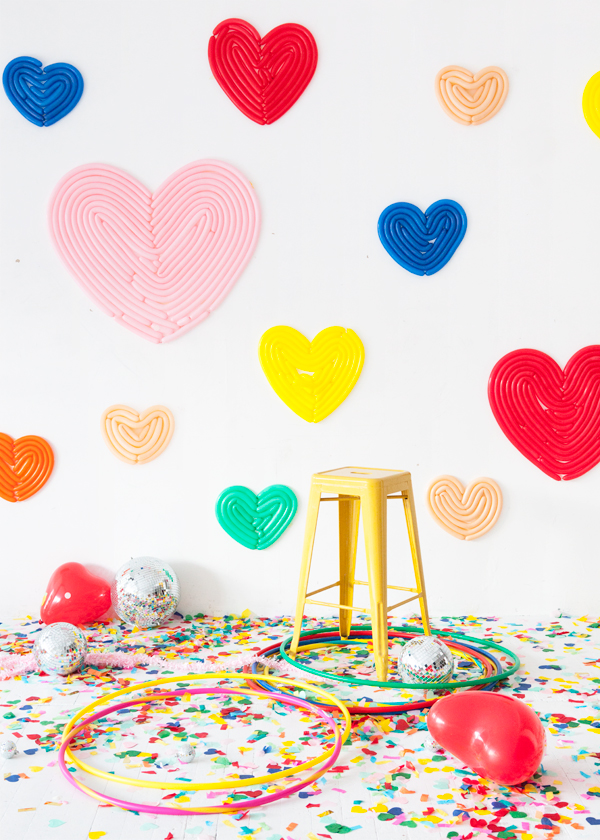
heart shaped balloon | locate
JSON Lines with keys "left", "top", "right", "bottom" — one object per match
{"left": 427, "top": 692, "right": 545, "bottom": 785}
{"left": 216, "top": 485, "right": 297, "bottom": 549}
{"left": 41, "top": 562, "right": 111, "bottom": 625}
{"left": 378, "top": 200, "right": 467, "bottom": 275}
{"left": 208, "top": 19, "right": 318, "bottom": 124}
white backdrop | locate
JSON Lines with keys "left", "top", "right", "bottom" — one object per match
{"left": 2, "top": 0, "right": 600, "bottom": 619}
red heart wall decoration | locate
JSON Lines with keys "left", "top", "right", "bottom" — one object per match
{"left": 488, "top": 346, "right": 600, "bottom": 480}
{"left": 41, "top": 562, "right": 111, "bottom": 625}
{"left": 208, "top": 18, "right": 318, "bottom": 124}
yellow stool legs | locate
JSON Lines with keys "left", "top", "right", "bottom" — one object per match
{"left": 290, "top": 467, "right": 430, "bottom": 682}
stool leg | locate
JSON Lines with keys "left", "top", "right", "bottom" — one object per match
{"left": 403, "top": 482, "right": 431, "bottom": 635}
{"left": 362, "top": 486, "right": 388, "bottom": 681}
{"left": 338, "top": 494, "right": 360, "bottom": 639}
{"left": 290, "top": 485, "right": 322, "bottom": 657}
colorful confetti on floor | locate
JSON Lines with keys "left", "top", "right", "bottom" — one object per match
{"left": 1, "top": 612, "right": 600, "bottom": 840}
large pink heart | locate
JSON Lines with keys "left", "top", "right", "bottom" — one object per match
{"left": 49, "top": 160, "right": 260, "bottom": 343}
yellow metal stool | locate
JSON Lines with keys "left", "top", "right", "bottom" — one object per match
{"left": 290, "top": 467, "right": 430, "bottom": 681}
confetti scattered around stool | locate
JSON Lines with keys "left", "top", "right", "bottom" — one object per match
{"left": 49, "top": 161, "right": 260, "bottom": 343}
{"left": 208, "top": 18, "right": 318, "bottom": 124}
{"left": 2, "top": 56, "right": 83, "bottom": 125}
{"left": 101, "top": 405, "right": 174, "bottom": 465}
{"left": 435, "top": 65, "right": 508, "bottom": 125}
{"left": 426, "top": 475, "right": 503, "bottom": 540}
{"left": 0, "top": 433, "right": 54, "bottom": 502}
{"left": 1, "top": 612, "right": 600, "bottom": 836}
{"left": 378, "top": 200, "right": 467, "bottom": 275}
{"left": 489, "top": 345, "right": 600, "bottom": 480}
{"left": 216, "top": 484, "right": 297, "bottom": 549}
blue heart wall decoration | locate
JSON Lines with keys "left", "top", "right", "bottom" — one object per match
{"left": 378, "top": 199, "right": 467, "bottom": 275}
{"left": 3, "top": 56, "right": 83, "bottom": 126}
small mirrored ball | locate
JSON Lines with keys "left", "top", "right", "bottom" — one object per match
{"left": 177, "top": 743, "right": 196, "bottom": 764}
{"left": 398, "top": 636, "right": 454, "bottom": 684}
{"left": 33, "top": 622, "right": 87, "bottom": 675}
{"left": 0, "top": 739, "right": 18, "bottom": 759}
{"left": 112, "top": 557, "right": 180, "bottom": 629}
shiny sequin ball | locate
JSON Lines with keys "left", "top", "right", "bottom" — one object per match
{"left": 33, "top": 622, "right": 87, "bottom": 675}
{"left": 177, "top": 743, "right": 196, "bottom": 763}
{"left": 398, "top": 635, "right": 454, "bottom": 684}
{"left": 0, "top": 739, "right": 18, "bottom": 759}
{"left": 112, "top": 557, "right": 180, "bottom": 629}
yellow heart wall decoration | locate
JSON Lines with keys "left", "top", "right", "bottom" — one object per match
{"left": 101, "top": 405, "right": 174, "bottom": 464}
{"left": 435, "top": 66, "right": 508, "bottom": 125}
{"left": 259, "top": 326, "right": 365, "bottom": 423}
{"left": 426, "top": 475, "right": 502, "bottom": 540}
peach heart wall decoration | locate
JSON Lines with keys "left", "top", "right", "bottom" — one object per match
{"left": 0, "top": 433, "right": 54, "bottom": 502}
{"left": 101, "top": 405, "right": 174, "bottom": 465}
{"left": 426, "top": 475, "right": 502, "bottom": 540}
{"left": 435, "top": 66, "right": 508, "bottom": 125}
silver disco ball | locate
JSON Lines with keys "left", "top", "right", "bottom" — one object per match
{"left": 177, "top": 743, "right": 196, "bottom": 763}
{"left": 0, "top": 739, "right": 18, "bottom": 759}
{"left": 33, "top": 622, "right": 87, "bottom": 675}
{"left": 112, "top": 557, "right": 180, "bottom": 629}
{"left": 398, "top": 636, "right": 454, "bottom": 684}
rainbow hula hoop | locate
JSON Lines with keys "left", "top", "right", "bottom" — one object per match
{"left": 277, "top": 625, "right": 519, "bottom": 690}
{"left": 59, "top": 673, "right": 351, "bottom": 815}
{"left": 247, "top": 633, "right": 501, "bottom": 714}
{"left": 246, "top": 628, "right": 506, "bottom": 715}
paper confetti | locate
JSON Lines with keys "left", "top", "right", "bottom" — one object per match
{"left": 1, "top": 612, "right": 600, "bottom": 838}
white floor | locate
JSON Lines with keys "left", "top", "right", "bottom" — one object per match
{"left": 1, "top": 613, "right": 599, "bottom": 839}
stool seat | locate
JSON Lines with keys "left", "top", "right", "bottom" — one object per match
{"left": 290, "top": 466, "right": 430, "bottom": 681}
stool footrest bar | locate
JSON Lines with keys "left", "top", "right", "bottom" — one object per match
{"left": 306, "top": 581, "right": 341, "bottom": 597}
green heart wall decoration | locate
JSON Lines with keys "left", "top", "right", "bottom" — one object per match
{"left": 215, "top": 485, "right": 298, "bottom": 550}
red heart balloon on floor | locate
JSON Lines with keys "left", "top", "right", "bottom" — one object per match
{"left": 41, "top": 563, "right": 111, "bottom": 625}
{"left": 488, "top": 345, "right": 600, "bottom": 480}
{"left": 208, "top": 18, "right": 318, "bottom": 124}
{"left": 427, "top": 692, "right": 545, "bottom": 785}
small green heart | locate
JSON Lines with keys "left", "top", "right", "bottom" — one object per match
{"left": 216, "top": 485, "right": 297, "bottom": 550}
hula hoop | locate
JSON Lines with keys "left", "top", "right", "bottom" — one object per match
{"left": 59, "top": 673, "right": 351, "bottom": 815}
{"left": 278, "top": 625, "right": 519, "bottom": 690}
{"left": 246, "top": 630, "right": 504, "bottom": 715}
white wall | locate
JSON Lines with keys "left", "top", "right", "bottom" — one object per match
{"left": 2, "top": 0, "right": 600, "bottom": 620}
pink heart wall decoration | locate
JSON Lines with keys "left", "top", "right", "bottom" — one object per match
{"left": 49, "top": 160, "right": 260, "bottom": 343}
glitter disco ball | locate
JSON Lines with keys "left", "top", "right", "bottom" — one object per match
{"left": 112, "top": 557, "right": 180, "bottom": 629}
{"left": 177, "top": 743, "right": 196, "bottom": 763}
{"left": 398, "top": 636, "right": 454, "bottom": 684}
{"left": 33, "top": 622, "right": 87, "bottom": 675}
{"left": 0, "top": 739, "right": 18, "bottom": 759}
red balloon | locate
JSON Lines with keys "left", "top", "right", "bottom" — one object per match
{"left": 41, "top": 562, "right": 111, "bottom": 625}
{"left": 427, "top": 692, "right": 545, "bottom": 785}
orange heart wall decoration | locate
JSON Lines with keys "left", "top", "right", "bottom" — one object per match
{"left": 101, "top": 405, "right": 174, "bottom": 465}
{"left": 259, "top": 326, "right": 365, "bottom": 423}
{"left": 426, "top": 475, "right": 503, "bottom": 540}
{"left": 435, "top": 66, "right": 508, "bottom": 125}
{"left": 0, "top": 433, "right": 54, "bottom": 502}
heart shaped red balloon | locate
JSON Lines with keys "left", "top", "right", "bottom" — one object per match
{"left": 427, "top": 692, "right": 545, "bottom": 785}
{"left": 41, "top": 562, "right": 111, "bottom": 625}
